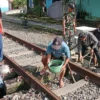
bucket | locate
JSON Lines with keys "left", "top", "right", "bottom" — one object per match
{"left": 48, "top": 60, "right": 64, "bottom": 73}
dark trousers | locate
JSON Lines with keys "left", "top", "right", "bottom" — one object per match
{"left": 82, "top": 45, "right": 100, "bottom": 64}
{"left": 0, "top": 83, "right": 6, "bottom": 98}
{"left": 94, "top": 48, "right": 100, "bottom": 63}
{"left": 63, "top": 35, "right": 74, "bottom": 48}
{"left": 81, "top": 46, "right": 89, "bottom": 56}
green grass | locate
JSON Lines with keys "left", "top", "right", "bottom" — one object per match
{"left": 32, "top": 25, "right": 62, "bottom": 35}
{"left": 7, "top": 13, "right": 100, "bottom": 27}
{"left": 7, "top": 14, "right": 62, "bottom": 24}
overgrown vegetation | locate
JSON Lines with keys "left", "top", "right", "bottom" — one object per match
{"left": 11, "top": 0, "right": 100, "bottom": 25}
{"left": 29, "top": 6, "right": 43, "bottom": 17}
{"left": 29, "top": 0, "right": 44, "bottom": 17}
{"left": 12, "top": 0, "right": 44, "bottom": 17}
{"left": 12, "top": 0, "right": 27, "bottom": 9}
{"left": 77, "top": 9, "right": 90, "bottom": 19}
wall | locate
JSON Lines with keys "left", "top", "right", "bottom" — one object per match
{"left": 76, "top": 0, "right": 100, "bottom": 18}
{"left": 46, "top": 0, "right": 61, "bottom": 9}
{"left": 46, "top": 0, "right": 52, "bottom": 9}
{"left": 0, "top": 0, "right": 9, "bottom": 12}
{"left": 47, "top": 1, "right": 63, "bottom": 19}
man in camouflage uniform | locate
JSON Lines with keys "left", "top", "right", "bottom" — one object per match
{"left": 63, "top": 3, "right": 76, "bottom": 48}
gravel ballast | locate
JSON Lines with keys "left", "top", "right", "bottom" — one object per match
{"left": 61, "top": 82, "right": 100, "bottom": 100}
{"left": 3, "top": 21, "right": 58, "bottom": 49}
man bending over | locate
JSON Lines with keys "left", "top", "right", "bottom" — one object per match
{"left": 40, "top": 37, "right": 70, "bottom": 88}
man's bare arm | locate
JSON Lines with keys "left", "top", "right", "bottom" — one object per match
{"left": 47, "top": 54, "right": 51, "bottom": 64}
{"left": 73, "top": 19, "right": 76, "bottom": 33}
{"left": 63, "top": 58, "right": 70, "bottom": 67}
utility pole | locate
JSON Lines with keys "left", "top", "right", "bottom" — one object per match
{"left": 27, "top": 0, "right": 29, "bottom": 14}
{"left": 8, "top": 0, "right": 13, "bottom": 10}
{"left": 62, "top": 0, "right": 66, "bottom": 16}
{"left": 22, "top": 0, "right": 29, "bottom": 28}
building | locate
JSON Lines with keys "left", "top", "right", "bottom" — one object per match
{"left": 46, "top": 0, "right": 61, "bottom": 9}
{"left": 76, "top": 0, "right": 100, "bottom": 18}
{"left": 0, "top": 0, "right": 13, "bottom": 12}
{"left": 46, "top": 0, "right": 74, "bottom": 19}
{"left": 46, "top": 0, "right": 100, "bottom": 19}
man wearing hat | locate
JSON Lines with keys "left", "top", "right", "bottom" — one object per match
{"left": 40, "top": 37, "right": 70, "bottom": 88}
{"left": 78, "top": 31, "right": 100, "bottom": 66}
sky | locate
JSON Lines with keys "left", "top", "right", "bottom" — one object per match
{"left": 0, "top": 0, "right": 8, "bottom": 8}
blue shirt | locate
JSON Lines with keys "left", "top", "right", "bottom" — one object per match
{"left": 46, "top": 41, "right": 70, "bottom": 58}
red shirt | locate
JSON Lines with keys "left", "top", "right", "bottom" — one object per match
{"left": 0, "top": 23, "right": 2, "bottom": 33}
{"left": 0, "top": 7, "right": 3, "bottom": 34}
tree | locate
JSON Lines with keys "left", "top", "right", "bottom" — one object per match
{"left": 12, "top": 0, "right": 27, "bottom": 9}
{"left": 33, "top": 0, "right": 43, "bottom": 7}
{"left": 34, "top": 0, "right": 39, "bottom": 6}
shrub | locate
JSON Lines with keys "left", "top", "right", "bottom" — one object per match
{"left": 12, "top": 0, "right": 27, "bottom": 9}
{"left": 30, "top": 6, "right": 43, "bottom": 17}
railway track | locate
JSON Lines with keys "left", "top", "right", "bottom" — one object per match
{"left": 1, "top": 32, "right": 100, "bottom": 100}
{"left": 2, "top": 33, "right": 60, "bottom": 100}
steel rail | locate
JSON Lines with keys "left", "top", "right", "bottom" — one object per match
{"left": 4, "top": 54, "right": 60, "bottom": 100}
{"left": 69, "top": 62, "right": 100, "bottom": 85}
{"left": 4, "top": 32, "right": 100, "bottom": 85}
{"left": 4, "top": 32, "right": 45, "bottom": 54}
